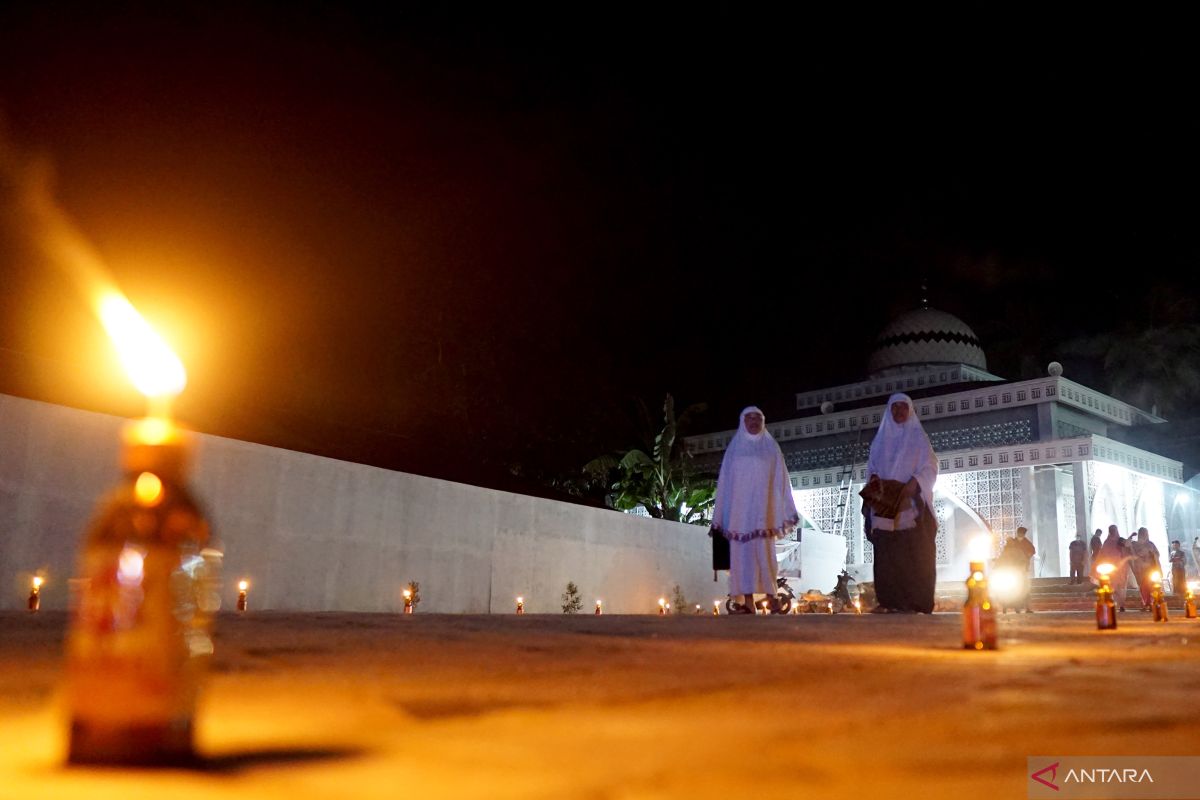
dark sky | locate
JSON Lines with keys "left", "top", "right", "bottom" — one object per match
{"left": 1, "top": 4, "right": 1198, "bottom": 491}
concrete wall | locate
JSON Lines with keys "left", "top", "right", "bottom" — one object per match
{"left": 0, "top": 394, "right": 716, "bottom": 613}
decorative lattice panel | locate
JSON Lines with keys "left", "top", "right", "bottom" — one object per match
{"left": 940, "top": 468, "right": 1024, "bottom": 554}
{"left": 934, "top": 497, "right": 952, "bottom": 564}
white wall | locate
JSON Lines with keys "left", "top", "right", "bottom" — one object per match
{"left": 0, "top": 394, "right": 716, "bottom": 613}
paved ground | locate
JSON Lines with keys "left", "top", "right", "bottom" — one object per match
{"left": 2, "top": 609, "right": 1198, "bottom": 799}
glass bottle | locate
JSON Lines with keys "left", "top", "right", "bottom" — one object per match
{"left": 64, "top": 422, "right": 220, "bottom": 765}
{"left": 962, "top": 560, "right": 997, "bottom": 650}
{"left": 1151, "top": 575, "right": 1169, "bottom": 623}
{"left": 1095, "top": 569, "right": 1117, "bottom": 630}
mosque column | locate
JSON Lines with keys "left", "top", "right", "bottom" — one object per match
{"left": 1024, "top": 465, "right": 1062, "bottom": 577}
{"left": 1072, "top": 463, "right": 1090, "bottom": 545}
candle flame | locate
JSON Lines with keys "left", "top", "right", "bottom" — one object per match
{"left": 98, "top": 292, "right": 186, "bottom": 400}
{"left": 32, "top": 576, "right": 43, "bottom": 589}
{"left": 1151, "top": 570, "right": 1162, "bottom": 584}
{"left": 1096, "top": 562, "right": 1115, "bottom": 577}
{"left": 238, "top": 580, "right": 249, "bottom": 592}
{"left": 134, "top": 471, "right": 164, "bottom": 506}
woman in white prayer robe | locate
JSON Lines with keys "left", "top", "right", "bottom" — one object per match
{"left": 711, "top": 407, "right": 799, "bottom": 613}
{"left": 864, "top": 393, "right": 939, "bottom": 614}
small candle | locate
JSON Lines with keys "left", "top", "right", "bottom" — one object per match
{"left": 403, "top": 588, "right": 414, "bottom": 614}
{"left": 516, "top": 596, "right": 525, "bottom": 615}
{"left": 594, "top": 599, "right": 602, "bottom": 615}
{"left": 694, "top": 604, "right": 702, "bottom": 615}
{"left": 1185, "top": 581, "right": 1197, "bottom": 619}
{"left": 236, "top": 580, "right": 249, "bottom": 613}
{"left": 658, "top": 598, "right": 666, "bottom": 616}
{"left": 712, "top": 600, "right": 720, "bottom": 616}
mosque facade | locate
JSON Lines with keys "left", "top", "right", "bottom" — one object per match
{"left": 685, "top": 307, "right": 1198, "bottom": 585}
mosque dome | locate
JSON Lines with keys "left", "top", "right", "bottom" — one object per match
{"left": 867, "top": 307, "right": 987, "bottom": 376}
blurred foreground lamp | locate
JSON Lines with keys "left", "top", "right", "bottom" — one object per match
{"left": 403, "top": 589, "right": 414, "bottom": 614}
{"left": 594, "top": 599, "right": 602, "bottom": 616}
{"left": 1095, "top": 563, "right": 1118, "bottom": 630}
{"left": 1185, "top": 581, "right": 1197, "bottom": 619}
{"left": 853, "top": 597, "right": 862, "bottom": 615}
{"left": 236, "top": 580, "right": 249, "bottom": 613}
{"left": 64, "top": 294, "right": 219, "bottom": 766}
{"left": 28, "top": 576, "right": 43, "bottom": 612}
{"left": 516, "top": 596, "right": 524, "bottom": 615}
{"left": 1150, "top": 571, "right": 1168, "bottom": 622}
{"left": 962, "top": 560, "right": 996, "bottom": 650}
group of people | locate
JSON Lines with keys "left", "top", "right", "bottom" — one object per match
{"left": 709, "top": 395, "right": 1200, "bottom": 616}
{"left": 1084, "top": 525, "right": 1195, "bottom": 612}
{"left": 710, "top": 393, "right": 940, "bottom": 614}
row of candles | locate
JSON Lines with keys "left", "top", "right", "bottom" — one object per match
{"left": 27, "top": 568, "right": 1195, "bottom": 623}
{"left": 25, "top": 576, "right": 251, "bottom": 613}
{"left": 26, "top": 575, "right": 859, "bottom": 615}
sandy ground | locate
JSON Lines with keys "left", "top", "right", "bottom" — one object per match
{"left": 1, "top": 609, "right": 1198, "bottom": 800}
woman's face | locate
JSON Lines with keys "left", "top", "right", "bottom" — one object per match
{"left": 890, "top": 401, "right": 911, "bottom": 424}
{"left": 744, "top": 412, "right": 764, "bottom": 435}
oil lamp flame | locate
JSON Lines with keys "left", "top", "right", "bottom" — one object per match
{"left": 98, "top": 293, "right": 186, "bottom": 401}
{"left": 32, "top": 576, "right": 43, "bottom": 589}
{"left": 238, "top": 580, "right": 249, "bottom": 592}
{"left": 1096, "top": 563, "right": 1115, "bottom": 577}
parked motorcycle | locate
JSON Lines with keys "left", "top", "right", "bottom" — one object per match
{"left": 726, "top": 576, "right": 795, "bottom": 614}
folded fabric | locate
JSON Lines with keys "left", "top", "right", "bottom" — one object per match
{"left": 859, "top": 478, "right": 907, "bottom": 519}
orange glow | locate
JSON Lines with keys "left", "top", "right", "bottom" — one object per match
{"left": 403, "top": 589, "right": 412, "bottom": 599}
{"left": 32, "top": 576, "right": 43, "bottom": 589}
{"left": 1096, "top": 563, "right": 1115, "bottom": 577}
{"left": 134, "top": 471, "right": 164, "bottom": 506}
{"left": 1150, "top": 570, "right": 1162, "bottom": 584}
{"left": 238, "top": 580, "right": 249, "bottom": 592}
{"left": 97, "top": 292, "right": 187, "bottom": 400}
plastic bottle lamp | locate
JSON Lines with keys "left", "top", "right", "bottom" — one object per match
{"left": 65, "top": 294, "right": 219, "bottom": 766}
{"left": 1095, "top": 563, "right": 1118, "bottom": 630}
{"left": 1150, "top": 571, "right": 1168, "bottom": 622}
{"left": 28, "top": 576, "right": 43, "bottom": 612}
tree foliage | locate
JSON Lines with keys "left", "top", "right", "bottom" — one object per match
{"left": 583, "top": 394, "right": 715, "bottom": 524}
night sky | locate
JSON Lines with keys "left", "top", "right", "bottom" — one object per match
{"left": 2, "top": 4, "right": 1198, "bottom": 493}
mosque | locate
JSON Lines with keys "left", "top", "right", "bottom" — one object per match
{"left": 685, "top": 306, "right": 1199, "bottom": 585}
